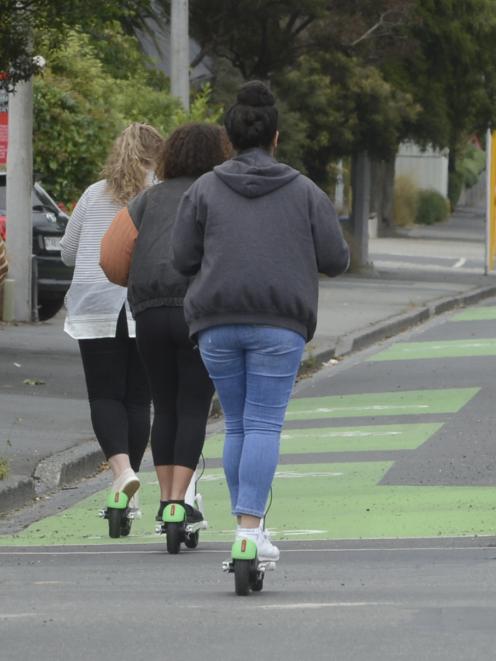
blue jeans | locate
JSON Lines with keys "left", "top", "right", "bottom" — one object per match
{"left": 198, "top": 325, "right": 305, "bottom": 518}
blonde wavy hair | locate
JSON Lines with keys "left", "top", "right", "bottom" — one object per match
{"left": 101, "top": 123, "right": 164, "bottom": 205}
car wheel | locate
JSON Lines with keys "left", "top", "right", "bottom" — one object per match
{"left": 37, "top": 298, "right": 64, "bottom": 321}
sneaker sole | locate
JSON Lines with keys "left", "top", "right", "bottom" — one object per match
{"left": 121, "top": 478, "right": 140, "bottom": 501}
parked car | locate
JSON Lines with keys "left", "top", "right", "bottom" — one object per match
{"left": 0, "top": 172, "right": 73, "bottom": 320}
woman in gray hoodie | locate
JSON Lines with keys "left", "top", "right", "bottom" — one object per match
{"left": 172, "top": 82, "right": 350, "bottom": 566}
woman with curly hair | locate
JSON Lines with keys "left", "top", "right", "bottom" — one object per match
{"left": 101, "top": 123, "right": 231, "bottom": 534}
{"left": 61, "top": 123, "right": 163, "bottom": 535}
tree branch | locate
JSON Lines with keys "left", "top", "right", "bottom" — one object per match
{"left": 190, "top": 44, "right": 208, "bottom": 69}
{"left": 350, "top": 9, "right": 408, "bottom": 47}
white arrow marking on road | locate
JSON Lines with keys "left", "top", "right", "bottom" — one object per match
{"left": 453, "top": 258, "right": 467, "bottom": 268}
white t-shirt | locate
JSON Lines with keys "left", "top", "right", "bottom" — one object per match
{"left": 60, "top": 179, "right": 135, "bottom": 339}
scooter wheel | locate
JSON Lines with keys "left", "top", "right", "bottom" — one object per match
{"left": 120, "top": 515, "right": 132, "bottom": 537}
{"left": 251, "top": 573, "right": 264, "bottom": 592}
{"left": 166, "top": 523, "right": 182, "bottom": 554}
{"left": 234, "top": 559, "right": 253, "bottom": 596}
{"left": 107, "top": 508, "right": 123, "bottom": 539}
{"left": 184, "top": 531, "right": 199, "bottom": 549}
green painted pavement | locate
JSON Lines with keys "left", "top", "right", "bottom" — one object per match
{"left": 2, "top": 462, "right": 496, "bottom": 546}
{"left": 284, "top": 388, "right": 479, "bottom": 421}
{"left": 203, "top": 423, "right": 443, "bottom": 458}
{"left": 452, "top": 307, "right": 496, "bottom": 321}
{"left": 369, "top": 339, "right": 496, "bottom": 361}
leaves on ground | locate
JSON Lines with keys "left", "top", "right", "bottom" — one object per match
{"left": 23, "top": 378, "right": 46, "bottom": 386}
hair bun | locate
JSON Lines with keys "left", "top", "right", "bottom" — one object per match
{"left": 236, "top": 81, "right": 275, "bottom": 107}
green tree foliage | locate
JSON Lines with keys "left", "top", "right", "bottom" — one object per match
{"left": 160, "top": 0, "right": 328, "bottom": 81}
{"left": 185, "top": 0, "right": 496, "bottom": 172}
{"left": 384, "top": 0, "right": 496, "bottom": 156}
{"left": 183, "top": 0, "right": 417, "bottom": 184}
{"left": 0, "top": 0, "right": 155, "bottom": 90}
{"left": 33, "top": 29, "right": 220, "bottom": 204}
{"left": 276, "top": 53, "right": 417, "bottom": 187}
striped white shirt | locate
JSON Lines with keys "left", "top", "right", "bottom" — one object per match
{"left": 60, "top": 179, "right": 135, "bottom": 339}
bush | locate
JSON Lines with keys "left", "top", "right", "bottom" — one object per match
{"left": 393, "top": 176, "right": 418, "bottom": 226}
{"left": 415, "top": 189, "right": 450, "bottom": 225}
{"left": 33, "top": 29, "right": 222, "bottom": 205}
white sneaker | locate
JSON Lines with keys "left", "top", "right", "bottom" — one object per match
{"left": 128, "top": 493, "right": 142, "bottom": 519}
{"left": 236, "top": 526, "right": 280, "bottom": 562}
{"left": 111, "top": 468, "right": 140, "bottom": 501}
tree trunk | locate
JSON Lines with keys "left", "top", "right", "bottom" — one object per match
{"left": 350, "top": 151, "right": 373, "bottom": 271}
{"left": 382, "top": 157, "right": 396, "bottom": 235}
{"left": 370, "top": 156, "right": 396, "bottom": 236}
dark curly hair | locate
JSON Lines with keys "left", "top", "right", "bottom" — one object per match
{"left": 224, "top": 80, "right": 278, "bottom": 151}
{"left": 157, "top": 123, "right": 231, "bottom": 180}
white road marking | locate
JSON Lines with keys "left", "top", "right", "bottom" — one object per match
{"left": 287, "top": 404, "right": 431, "bottom": 416}
{"left": 1, "top": 542, "right": 495, "bottom": 555}
{"left": 278, "top": 530, "right": 328, "bottom": 536}
{"left": 202, "top": 471, "right": 345, "bottom": 481}
{"left": 373, "top": 259, "right": 482, "bottom": 274}
{"left": 0, "top": 613, "right": 36, "bottom": 619}
{"left": 258, "top": 602, "right": 394, "bottom": 610}
{"left": 281, "top": 430, "right": 402, "bottom": 439}
{"left": 453, "top": 258, "right": 466, "bottom": 268}
{"left": 274, "top": 471, "right": 343, "bottom": 479}
{"left": 390, "top": 342, "right": 495, "bottom": 352}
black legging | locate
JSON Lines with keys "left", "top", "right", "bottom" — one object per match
{"left": 78, "top": 308, "right": 151, "bottom": 471}
{"left": 135, "top": 306, "right": 214, "bottom": 469}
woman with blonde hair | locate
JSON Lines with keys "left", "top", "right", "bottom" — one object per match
{"left": 61, "top": 123, "right": 163, "bottom": 538}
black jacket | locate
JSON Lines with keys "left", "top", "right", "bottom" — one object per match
{"left": 127, "top": 177, "right": 195, "bottom": 316}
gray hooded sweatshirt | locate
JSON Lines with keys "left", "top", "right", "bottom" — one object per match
{"left": 172, "top": 148, "right": 350, "bottom": 342}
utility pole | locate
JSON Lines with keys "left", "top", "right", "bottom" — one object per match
{"left": 170, "top": 0, "right": 190, "bottom": 110}
{"left": 6, "top": 78, "right": 33, "bottom": 321}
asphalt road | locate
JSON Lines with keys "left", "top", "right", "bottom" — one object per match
{"left": 4, "top": 299, "right": 496, "bottom": 659}
{"left": 2, "top": 541, "right": 496, "bottom": 661}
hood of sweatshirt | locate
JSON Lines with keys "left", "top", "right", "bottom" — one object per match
{"left": 213, "top": 147, "right": 300, "bottom": 198}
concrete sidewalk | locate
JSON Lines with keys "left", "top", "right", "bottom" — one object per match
{"left": 1, "top": 205, "right": 495, "bottom": 515}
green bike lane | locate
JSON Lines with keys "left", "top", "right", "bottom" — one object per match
{"left": 3, "top": 304, "right": 496, "bottom": 546}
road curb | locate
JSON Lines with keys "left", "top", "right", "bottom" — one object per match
{"left": 307, "top": 283, "right": 496, "bottom": 367}
{"left": 0, "top": 476, "right": 36, "bottom": 515}
{"left": 2, "top": 282, "right": 496, "bottom": 519}
{"left": 430, "top": 284, "right": 496, "bottom": 316}
{"left": 0, "top": 442, "right": 105, "bottom": 517}
{"left": 33, "top": 440, "right": 105, "bottom": 494}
